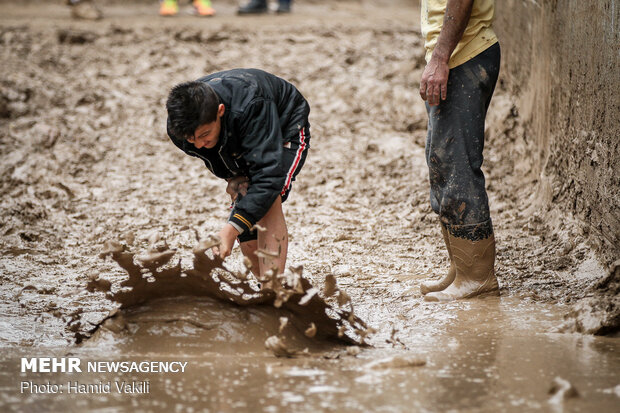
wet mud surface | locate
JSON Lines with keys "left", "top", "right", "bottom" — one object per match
{"left": 1, "top": 1, "right": 619, "bottom": 411}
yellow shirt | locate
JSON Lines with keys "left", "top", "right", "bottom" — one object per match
{"left": 421, "top": 0, "right": 498, "bottom": 68}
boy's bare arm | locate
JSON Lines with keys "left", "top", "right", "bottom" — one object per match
{"left": 213, "top": 223, "right": 240, "bottom": 259}
{"left": 420, "top": 0, "right": 474, "bottom": 106}
{"left": 212, "top": 178, "right": 248, "bottom": 259}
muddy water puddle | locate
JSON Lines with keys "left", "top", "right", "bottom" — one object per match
{"left": 1, "top": 296, "right": 618, "bottom": 412}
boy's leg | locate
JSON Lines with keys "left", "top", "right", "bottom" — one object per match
{"left": 239, "top": 240, "right": 260, "bottom": 277}
{"left": 257, "top": 196, "right": 288, "bottom": 276}
{"left": 253, "top": 124, "right": 308, "bottom": 276}
{"left": 240, "top": 124, "right": 307, "bottom": 278}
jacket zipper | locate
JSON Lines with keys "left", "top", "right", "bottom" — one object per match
{"left": 187, "top": 150, "right": 216, "bottom": 173}
{"left": 217, "top": 145, "right": 237, "bottom": 175}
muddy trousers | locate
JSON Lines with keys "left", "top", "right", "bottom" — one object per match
{"left": 425, "top": 42, "right": 500, "bottom": 241}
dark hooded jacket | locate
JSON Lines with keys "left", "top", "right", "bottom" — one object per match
{"left": 167, "top": 68, "right": 310, "bottom": 233}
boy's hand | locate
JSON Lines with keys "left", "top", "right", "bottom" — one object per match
{"left": 226, "top": 176, "right": 249, "bottom": 202}
{"left": 212, "top": 223, "right": 240, "bottom": 259}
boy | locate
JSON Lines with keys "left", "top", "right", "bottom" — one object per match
{"left": 166, "top": 69, "right": 310, "bottom": 277}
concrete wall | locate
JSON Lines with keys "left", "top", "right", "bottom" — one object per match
{"left": 494, "top": 0, "right": 619, "bottom": 266}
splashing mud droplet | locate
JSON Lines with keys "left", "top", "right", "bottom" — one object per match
{"left": 265, "top": 335, "right": 294, "bottom": 358}
{"left": 88, "top": 237, "right": 370, "bottom": 347}
{"left": 99, "top": 240, "right": 124, "bottom": 257}
{"left": 86, "top": 273, "right": 111, "bottom": 293}
{"left": 305, "top": 323, "right": 317, "bottom": 338}
{"left": 123, "top": 232, "right": 135, "bottom": 246}
{"left": 299, "top": 288, "right": 319, "bottom": 306}
{"left": 279, "top": 317, "right": 289, "bottom": 333}
{"left": 548, "top": 377, "right": 580, "bottom": 405}
{"left": 147, "top": 231, "right": 161, "bottom": 247}
{"left": 346, "top": 345, "right": 361, "bottom": 356}
{"left": 324, "top": 274, "right": 338, "bottom": 297}
{"left": 364, "top": 355, "right": 426, "bottom": 370}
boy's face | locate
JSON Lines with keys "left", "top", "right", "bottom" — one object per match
{"left": 188, "top": 104, "right": 225, "bottom": 149}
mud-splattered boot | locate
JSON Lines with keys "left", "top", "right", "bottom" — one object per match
{"left": 424, "top": 228, "right": 499, "bottom": 302}
{"left": 420, "top": 224, "right": 456, "bottom": 295}
{"left": 238, "top": 0, "right": 268, "bottom": 15}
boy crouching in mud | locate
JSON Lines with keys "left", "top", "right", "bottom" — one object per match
{"left": 166, "top": 68, "right": 310, "bottom": 278}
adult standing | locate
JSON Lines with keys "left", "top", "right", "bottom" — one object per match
{"left": 418, "top": 0, "right": 501, "bottom": 301}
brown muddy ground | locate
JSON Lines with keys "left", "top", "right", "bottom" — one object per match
{"left": 1, "top": 1, "right": 619, "bottom": 412}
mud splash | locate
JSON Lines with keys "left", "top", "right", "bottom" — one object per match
{"left": 83, "top": 234, "right": 371, "bottom": 351}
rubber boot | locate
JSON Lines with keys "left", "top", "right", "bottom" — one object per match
{"left": 420, "top": 224, "right": 456, "bottom": 295}
{"left": 277, "top": 0, "right": 291, "bottom": 13}
{"left": 238, "top": 0, "right": 268, "bottom": 15}
{"left": 424, "top": 230, "right": 499, "bottom": 302}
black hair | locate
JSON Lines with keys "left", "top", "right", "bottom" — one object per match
{"left": 166, "top": 81, "right": 220, "bottom": 140}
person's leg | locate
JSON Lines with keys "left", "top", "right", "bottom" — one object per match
{"left": 239, "top": 240, "right": 260, "bottom": 277}
{"left": 257, "top": 196, "right": 288, "bottom": 276}
{"left": 252, "top": 124, "right": 308, "bottom": 277}
{"left": 193, "top": 0, "right": 215, "bottom": 16}
{"left": 423, "top": 43, "right": 501, "bottom": 301}
{"left": 159, "top": 0, "right": 178, "bottom": 16}
{"left": 242, "top": 124, "right": 309, "bottom": 278}
{"left": 420, "top": 92, "right": 457, "bottom": 295}
{"left": 238, "top": 0, "right": 268, "bottom": 15}
{"left": 277, "top": 0, "right": 291, "bottom": 13}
